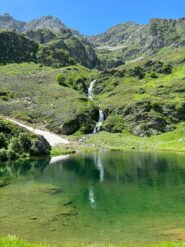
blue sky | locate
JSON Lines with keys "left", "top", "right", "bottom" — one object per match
{"left": 0, "top": 0, "right": 185, "bottom": 35}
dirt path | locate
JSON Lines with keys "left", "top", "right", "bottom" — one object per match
{"left": 6, "top": 118, "right": 70, "bottom": 146}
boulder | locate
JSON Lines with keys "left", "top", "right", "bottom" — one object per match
{"left": 30, "top": 136, "right": 51, "bottom": 156}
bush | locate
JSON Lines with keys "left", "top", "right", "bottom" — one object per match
{"left": 72, "top": 76, "right": 87, "bottom": 92}
{"left": 19, "top": 133, "right": 32, "bottom": 152}
{"left": 57, "top": 74, "right": 68, "bottom": 87}
{"left": 103, "top": 115, "right": 125, "bottom": 133}
{"left": 38, "top": 45, "right": 76, "bottom": 68}
{"left": 7, "top": 148, "right": 17, "bottom": 160}
{"left": 0, "top": 133, "right": 8, "bottom": 149}
{"left": 128, "top": 66, "right": 145, "bottom": 79}
{"left": 8, "top": 137, "right": 23, "bottom": 154}
{"left": 150, "top": 72, "right": 158, "bottom": 78}
{"left": 0, "top": 149, "right": 8, "bottom": 161}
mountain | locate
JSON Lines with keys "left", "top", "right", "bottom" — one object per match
{"left": 0, "top": 13, "right": 25, "bottom": 32}
{"left": 22, "top": 16, "right": 67, "bottom": 34}
{"left": 0, "top": 14, "right": 99, "bottom": 69}
{"left": 2, "top": 14, "right": 185, "bottom": 69}
{"left": 89, "top": 18, "right": 185, "bottom": 67}
{"left": 0, "top": 13, "right": 73, "bottom": 35}
{"left": 1, "top": 14, "right": 185, "bottom": 152}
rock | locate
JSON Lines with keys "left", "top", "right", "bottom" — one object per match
{"left": 59, "top": 120, "right": 80, "bottom": 135}
{"left": 30, "top": 136, "right": 51, "bottom": 156}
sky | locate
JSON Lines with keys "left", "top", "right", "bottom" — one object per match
{"left": 0, "top": 0, "right": 185, "bottom": 35}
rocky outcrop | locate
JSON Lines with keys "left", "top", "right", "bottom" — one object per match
{"left": 37, "top": 31, "right": 99, "bottom": 68}
{"left": 23, "top": 16, "right": 67, "bottom": 34}
{"left": 58, "top": 108, "right": 99, "bottom": 135}
{"left": 30, "top": 136, "right": 51, "bottom": 156}
{"left": 0, "top": 13, "right": 25, "bottom": 32}
{"left": 89, "top": 17, "right": 185, "bottom": 64}
{"left": 25, "top": 29, "right": 56, "bottom": 44}
{"left": 104, "top": 100, "right": 185, "bottom": 137}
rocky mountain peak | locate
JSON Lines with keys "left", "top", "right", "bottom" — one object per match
{"left": 23, "top": 15, "right": 67, "bottom": 34}
{"left": 0, "top": 13, "right": 26, "bottom": 32}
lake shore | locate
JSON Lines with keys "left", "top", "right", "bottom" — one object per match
{"left": 0, "top": 236, "right": 184, "bottom": 247}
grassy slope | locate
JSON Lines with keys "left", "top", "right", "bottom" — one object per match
{"left": 0, "top": 63, "right": 98, "bottom": 133}
{"left": 88, "top": 47, "right": 185, "bottom": 152}
{"left": 1, "top": 47, "right": 185, "bottom": 152}
{"left": 86, "top": 123, "right": 185, "bottom": 152}
{"left": 0, "top": 236, "right": 185, "bottom": 247}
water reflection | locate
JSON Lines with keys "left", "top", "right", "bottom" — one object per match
{"left": 49, "top": 155, "right": 70, "bottom": 165}
{"left": 94, "top": 153, "right": 104, "bottom": 182}
{"left": 88, "top": 186, "right": 96, "bottom": 208}
{"left": 1, "top": 151, "right": 185, "bottom": 243}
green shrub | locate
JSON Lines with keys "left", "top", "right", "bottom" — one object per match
{"left": 57, "top": 74, "right": 68, "bottom": 87}
{"left": 0, "top": 133, "right": 8, "bottom": 149}
{"left": 8, "top": 137, "right": 23, "bottom": 154}
{"left": 72, "top": 76, "right": 87, "bottom": 92}
{"left": 150, "top": 72, "right": 158, "bottom": 78}
{"left": 7, "top": 148, "right": 17, "bottom": 160}
{"left": 19, "top": 133, "right": 32, "bottom": 152}
{"left": 0, "top": 149, "right": 8, "bottom": 161}
{"left": 38, "top": 45, "right": 76, "bottom": 68}
{"left": 128, "top": 66, "right": 145, "bottom": 79}
{"left": 103, "top": 115, "right": 125, "bottom": 133}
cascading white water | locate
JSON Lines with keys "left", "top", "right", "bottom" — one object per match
{"left": 88, "top": 80, "right": 104, "bottom": 133}
{"left": 93, "top": 108, "right": 104, "bottom": 133}
{"left": 88, "top": 79, "right": 96, "bottom": 100}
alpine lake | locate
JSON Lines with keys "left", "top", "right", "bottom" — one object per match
{"left": 0, "top": 151, "right": 185, "bottom": 245}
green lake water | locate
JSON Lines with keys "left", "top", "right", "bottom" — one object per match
{"left": 0, "top": 151, "right": 185, "bottom": 245}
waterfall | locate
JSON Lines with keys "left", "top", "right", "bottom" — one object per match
{"left": 94, "top": 108, "right": 104, "bottom": 133}
{"left": 88, "top": 80, "right": 104, "bottom": 133}
{"left": 88, "top": 79, "right": 96, "bottom": 100}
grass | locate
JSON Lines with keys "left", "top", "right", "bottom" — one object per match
{"left": 0, "top": 63, "right": 98, "bottom": 134}
{"left": 1, "top": 48, "right": 185, "bottom": 153}
{"left": 50, "top": 146, "right": 75, "bottom": 156}
{"left": 86, "top": 122, "right": 185, "bottom": 152}
{"left": 0, "top": 236, "right": 185, "bottom": 247}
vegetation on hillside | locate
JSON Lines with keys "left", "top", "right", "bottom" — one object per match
{"left": 0, "top": 31, "right": 38, "bottom": 64}
{"left": 0, "top": 63, "right": 99, "bottom": 135}
{"left": 0, "top": 117, "right": 51, "bottom": 161}
{"left": 1, "top": 15, "right": 185, "bottom": 153}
